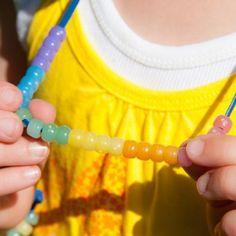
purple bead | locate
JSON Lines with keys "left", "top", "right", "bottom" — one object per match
{"left": 43, "top": 35, "right": 61, "bottom": 52}
{"left": 32, "top": 54, "right": 50, "bottom": 71}
{"left": 38, "top": 46, "right": 55, "bottom": 62}
{"left": 49, "top": 26, "right": 66, "bottom": 42}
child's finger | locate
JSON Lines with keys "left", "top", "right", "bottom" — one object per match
{"left": 196, "top": 166, "right": 236, "bottom": 201}
{"left": 0, "top": 110, "right": 23, "bottom": 143}
{"left": 215, "top": 210, "right": 236, "bottom": 236}
{"left": 29, "top": 99, "right": 56, "bottom": 124}
{"left": 0, "top": 137, "right": 49, "bottom": 167}
{"left": 0, "top": 166, "right": 41, "bottom": 196}
{"left": 0, "top": 81, "right": 22, "bottom": 112}
{"left": 185, "top": 135, "right": 236, "bottom": 167}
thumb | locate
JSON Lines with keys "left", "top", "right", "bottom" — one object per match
{"left": 178, "top": 142, "right": 210, "bottom": 180}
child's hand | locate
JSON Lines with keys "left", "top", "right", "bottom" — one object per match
{"left": 180, "top": 134, "right": 236, "bottom": 235}
{"left": 0, "top": 81, "right": 55, "bottom": 229}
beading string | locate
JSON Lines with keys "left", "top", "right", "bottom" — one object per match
{"left": 6, "top": 0, "right": 236, "bottom": 234}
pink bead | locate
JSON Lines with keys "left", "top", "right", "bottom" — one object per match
{"left": 213, "top": 115, "right": 232, "bottom": 133}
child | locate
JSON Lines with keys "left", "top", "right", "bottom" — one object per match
{"left": 1, "top": 0, "right": 236, "bottom": 235}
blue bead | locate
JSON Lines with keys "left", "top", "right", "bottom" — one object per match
{"left": 20, "top": 76, "right": 40, "bottom": 91}
{"left": 34, "top": 189, "right": 43, "bottom": 204}
{"left": 26, "top": 211, "right": 39, "bottom": 226}
{"left": 26, "top": 66, "right": 45, "bottom": 79}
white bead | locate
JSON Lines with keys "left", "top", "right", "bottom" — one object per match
{"left": 15, "top": 221, "right": 33, "bottom": 236}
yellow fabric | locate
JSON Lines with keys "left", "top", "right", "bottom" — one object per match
{"left": 27, "top": 0, "right": 236, "bottom": 235}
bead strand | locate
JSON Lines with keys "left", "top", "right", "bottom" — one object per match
{"left": 6, "top": 190, "right": 42, "bottom": 236}
{"left": 16, "top": 108, "right": 71, "bottom": 145}
{"left": 17, "top": 26, "right": 66, "bottom": 108}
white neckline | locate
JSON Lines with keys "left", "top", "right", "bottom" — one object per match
{"left": 90, "top": 0, "right": 236, "bottom": 69}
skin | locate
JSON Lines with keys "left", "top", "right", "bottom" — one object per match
{"left": 0, "top": 0, "right": 236, "bottom": 235}
{"left": 115, "top": 1, "right": 236, "bottom": 235}
{"left": 0, "top": 0, "right": 56, "bottom": 230}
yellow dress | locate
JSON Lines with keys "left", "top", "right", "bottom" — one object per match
{"left": 27, "top": 0, "right": 236, "bottom": 235}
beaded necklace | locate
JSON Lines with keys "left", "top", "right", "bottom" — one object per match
{"left": 6, "top": 0, "right": 236, "bottom": 235}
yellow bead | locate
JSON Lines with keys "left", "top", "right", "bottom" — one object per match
{"left": 15, "top": 221, "right": 33, "bottom": 236}
{"left": 69, "top": 129, "right": 86, "bottom": 148}
{"left": 96, "top": 135, "right": 111, "bottom": 153}
{"left": 109, "top": 137, "right": 124, "bottom": 156}
{"left": 83, "top": 132, "right": 97, "bottom": 150}
{"left": 164, "top": 146, "right": 178, "bottom": 165}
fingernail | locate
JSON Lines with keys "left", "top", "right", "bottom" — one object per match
{"left": 178, "top": 147, "right": 193, "bottom": 167}
{"left": 23, "top": 167, "right": 40, "bottom": 182}
{"left": 0, "top": 88, "right": 17, "bottom": 106}
{"left": 197, "top": 173, "right": 210, "bottom": 195}
{"left": 0, "top": 117, "right": 19, "bottom": 138}
{"left": 186, "top": 138, "right": 205, "bottom": 159}
{"left": 29, "top": 142, "right": 49, "bottom": 158}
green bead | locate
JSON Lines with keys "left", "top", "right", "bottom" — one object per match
{"left": 41, "top": 123, "right": 58, "bottom": 142}
{"left": 6, "top": 229, "right": 21, "bottom": 236}
{"left": 26, "top": 211, "right": 39, "bottom": 226}
{"left": 55, "top": 125, "right": 71, "bottom": 144}
{"left": 16, "top": 108, "right": 32, "bottom": 126}
{"left": 27, "top": 119, "right": 44, "bottom": 139}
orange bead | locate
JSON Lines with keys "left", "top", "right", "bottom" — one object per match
{"left": 164, "top": 146, "right": 178, "bottom": 165}
{"left": 137, "top": 142, "right": 151, "bottom": 161}
{"left": 123, "top": 140, "right": 138, "bottom": 158}
{"left": 150, "top": 144, "right": 164, "bottom": 162}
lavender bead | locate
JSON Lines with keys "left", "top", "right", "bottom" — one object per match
{"left": 43, "top": 35, "right": 61, "bottom": 52}
{"left": 32, "top": 54, "right": 50, "bottom": 71}
{"left": 38, "top": 45, "right": 55, "bottom": 62}
{"left": 49, "top": 26, "right": 66, "bottom": 42}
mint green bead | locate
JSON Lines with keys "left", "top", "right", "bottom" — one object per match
{"left": 16, "top": 108, "right": 32, "bottom": 126}
{"left": 26, "top": 211, "right": 39, "bottom": 226}
{"left": 41, "top": 123, "right": 58, "bottom": 142}
{"left": 55, "top": 125, "right": 71, "bottom": 144}
{"left": 6, "top": 229, "right": 21, "bottom": 236}
{"left": 27, "top": 119, "right": 44, "bottom": 139}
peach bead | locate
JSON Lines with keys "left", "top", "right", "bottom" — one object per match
{"left": 123, "top": 140, "right": 138, "bottom": 158}
{"left": 109, "top": 137, "right": 124, "bottom": 156}
{"left": 164, "top": 146, "right": 178, "bottom": 165}
{"left": 69, "top": 129, "right": 86, "bottom": 148}
{"left": 137, "top": 142, "right": 151, "bottom": 161}
{"left": 96, "top": 135, "right": 111, "bottom": 153}
{"left": 150, "top": 144, "right": 164, "bottom": 162}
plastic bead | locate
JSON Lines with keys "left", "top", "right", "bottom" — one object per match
{"left": 20, "top": 75, "right": 40, "bottom": 92}
{"left": 26, "top": 65, "right": 45, "bottom": 79}
{"left": 68, "top": 129, "right": 86, "bottom": 147}
{"left": 164, "top": 146, "right": 178, "bottom": 165}
{"left": 213, "top": 115, "right": 232, "bottom": 133}
{"left": 150, "top": 144, "right": 164, "bottom": 162}
{"left": 49, "top": 26, "right": 66, "bottom": 41}
{"left": 55, "top": 125, "right": 71, "bottom": 144}
{"left": 16, "top": 108, "right": 32, "bottom": 123}
{"left": 27, "top": 119, "right": 44, "bottom": 139}
{"left": 123, "top": 140, "right": 138, "bottom": 158}
{"left": 208, "top": 127, "right": 225, "bottom": 135}
{"left": 137, "top": 142, "right": 151, "bottom": 160}
{"left": 109, "top": 137, "right": 124, "bottom": 156}
{"left": 6, "top": 229, "right": 21, "bottom": 236}
{"left": 32, "top": 54, "right": 50, "bottom": 71}
{"left": 43, "top": 35, "right": 61, "bottom": 52}
{"left": 15, "top": 221, "right": 33, "bottom": 236}
{"left": 26, "top": 211, "right": 39, "bottom": 226}
{"left": 83, "top": 132, "right": 97, "bottom": 150}
{"left": 95, "top": 135, "right": 111, "bottom": 153}
{"left": 38, "top": 46, "right": 55, "bottom": 62}
{"left": 42, "top": 123, "right": 58, "bottom": 142}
